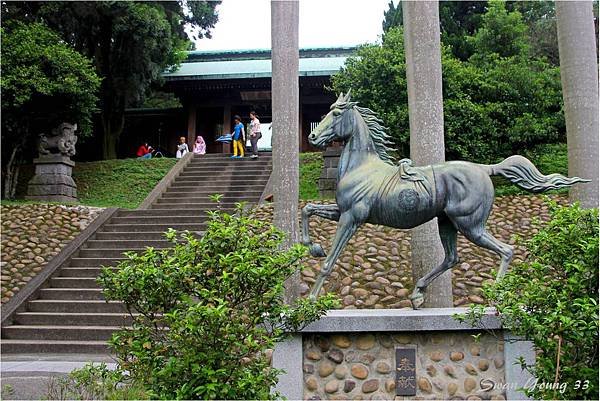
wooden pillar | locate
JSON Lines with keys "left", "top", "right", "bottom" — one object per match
{"left": 403, "top": 0, "right": 453, "bottom": 308}
{"left": 298, "top": 102, "right": 304, "bottom": 151}
{"left": 222, "top": 104, "right": 232, "bottom": 154}
{"left": 271, "top": 0, "right": 300, "bottom": 303}
{"left": 556, "top": 1, "right": 599, "bottom": 208}
{"left": 187, "top": 104, "right": 197, "bottom": 148}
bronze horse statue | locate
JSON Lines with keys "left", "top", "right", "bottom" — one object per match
{"left": 301, "top": 91, "right": 588, "bottom": 309}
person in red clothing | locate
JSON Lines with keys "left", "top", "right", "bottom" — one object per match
{"left": 136, "top": 142, "right": 153, "bottom": 159}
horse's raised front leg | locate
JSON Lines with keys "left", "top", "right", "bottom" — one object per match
{"left": 301, "top": 203, "right": 340, "bottom": 257}
{"left": 310, "top": 210, "right": 363, "bottom": 299}
{"left": 410, "top": 217, "right": 460, "bottom": 309}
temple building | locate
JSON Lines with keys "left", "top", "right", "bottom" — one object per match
{"left": 121, "top": 47, "right": 355, "bottom": 157}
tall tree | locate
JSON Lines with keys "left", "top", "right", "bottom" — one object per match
{"left": 1, "top": 22, "right": 100, "bottom": 198}
{"left": 383, "top": 0, "right": 487, "bottom": 60}
{"left": 556, "top": 2, "right": 599, "bottom": 208}
{"left": 403, "top": 1, "right": 452, "bottom": 308}
{"left": 2, "top": 1, "right": 219, "bottom": 159}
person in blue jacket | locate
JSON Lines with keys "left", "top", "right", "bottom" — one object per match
{"left": 231, "top": 115, "right": 245, "bottom": 158}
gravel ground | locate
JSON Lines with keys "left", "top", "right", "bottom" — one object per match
{"left": 1, "top": 204, "right": 104, "bottom": 303}
{"left": 252, "top": 194, "right": 568, "bottom": 308}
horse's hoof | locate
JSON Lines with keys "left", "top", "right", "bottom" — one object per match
{"left": 310, "top": 243, "right": 327, "bottom": 258}
{"left": 410, "top": 292, "right": 424, "bottom": 310}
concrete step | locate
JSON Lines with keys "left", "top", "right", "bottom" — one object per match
{"left": 59, "top": 267, "right": 116, "bottom": 277}
{"left": 115, "top": 209, "right": 208, "bottom": 218}
{"left": 178, "top": 171, "right": 270, "bottom": 178}
{"left": 2, "top": 325, "right": 119, "bottom": 341}
{"left": 183, "top": 167, "right": 268, "bottom": 174}
{"left": 84, "top": 239, "right": 172, "bottom": 249}
{"left": 155, "top": 196, "right": 259, "bottom": 204}
{"left": 77, "top": 248, "right": 146, "bottom": 258}
{"left": 192, "top": 153, "right": 271, "bottom": 159}
{"left": 28, "top": 300, "right": 126, "bottom": 313}
{"left": 1, "top": 339, "right": 109, "bottom": 354}
{"left": 101, "top": 223, "right": 206, "bottom": 232}
{"left": 95, "top": 230, "right": 202, "bottom": 241}
{"left": 49, "top": 277, "right": 101, "bottom": 288}
{"left": 108, "top": 216, "right": 208, "bottom": 225}
{"left": 149, "top": 203, "right": 239, "bottom": 210}
{"left": 172, "top": 176, "right": 269, "bottom": 184}
{"left": 167, "top": 184, "right": 265, "bottom": 192}
{"left": 160, "top": 191, "right": 263, "bottom": 199}
{"left": 14, "top": 312, "right": 134, "bottom": 326}
{"left": 68, "top": 257, "right": 124, "bottom": 267}
{"left": 188, "top": 159, "right": 271, "bottom": 167}
{"left": 37, "top": 288, "right": 105, "bottom": 300}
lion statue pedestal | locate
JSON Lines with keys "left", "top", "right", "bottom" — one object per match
{"left": 26, "top": 123, "right": 78, "bottom": 202}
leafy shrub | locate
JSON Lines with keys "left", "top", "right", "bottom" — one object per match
{"left": 331, "top": 1, "right": 564, "bottom": 163}
{"left": 98, "top": 202, "right": 338, "bottom": 400}
{"left": 45, "top": 363, "right": 147, "bottom": 400}
{"left": 458, "top": 201, "right": 598, "bottom": 400}
{"left": 300, "top": 152, "right": 324, "bottom": 200}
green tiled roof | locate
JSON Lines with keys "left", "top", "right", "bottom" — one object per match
{"left": 163, "top": 47, "right": 356, "bottom": 81}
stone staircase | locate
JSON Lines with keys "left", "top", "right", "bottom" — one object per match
{"left": 1, "top": 153, "right": 272, "bottom": 353}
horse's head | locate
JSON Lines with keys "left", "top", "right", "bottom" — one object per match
{"left": 309, "top": 90, "right": 356, "bottom": 148}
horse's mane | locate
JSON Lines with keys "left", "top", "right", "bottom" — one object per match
{"left": 335, "top": 99, "right": 397, "bottom": 166}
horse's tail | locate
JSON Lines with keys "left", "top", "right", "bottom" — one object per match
{"left": 480, "top": 155, "right": 590, "bottom": 193}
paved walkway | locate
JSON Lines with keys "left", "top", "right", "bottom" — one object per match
{"left": 1, "top": 354, "right": 115, "bottom": 400}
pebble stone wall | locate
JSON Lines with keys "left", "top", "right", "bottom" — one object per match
{"left": 303, "top": 332, "right": 507, "bottom": 401}
{"left": 1, "top": 204, "right": 103, "bottom": 303}
{"left": 252, "top": 194, "right": 568, "bottom": 308}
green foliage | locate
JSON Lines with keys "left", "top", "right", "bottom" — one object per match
{"left": 98, "top": 204, "right": 338, "bottom": 400}
{"left": 0, "top": 22, "right": 100, "bottom": 135}
{"left": 0, "top": 21, "right": 100, "bottom": 198}
{"left": 468, "top": 0, "right": 529, "bottom": 59}
{"left": 13, "top": 158, "right": 177, "bottom": 208}
{"left": 72, "top": 158, "right": 178, "bottom": 208}
{"left": 382, "top": 1, "right": 486, "bottom": 60}
{"left": 142, "top": 90, "right": 183, "bottom": 109}
{"left": 333, "top": 1, "right": 564, "bottom": 163}
{"left": 459, "top": 202, "right": 599, "bottom": 400}
{"left": 3, "top": 1, "right": 219, "bottom": 159}
{"left": 300, "top": 152, "right": 325, "bottom": 200}
{"left": 45, "top": 363, "right": 148, "bottom": 400}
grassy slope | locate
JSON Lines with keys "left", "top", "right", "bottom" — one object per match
{"left": 299, "top": 152, "right": 324, "bottom": 200}
{"left": 11, "top": 158, "right": 177, "bottom": 209}
{"left": 299, "top": 143, "right": 569, "bottom": 200}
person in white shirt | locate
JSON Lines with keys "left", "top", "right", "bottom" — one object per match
{"left": 176, "top": 136, "right": 189, "bottom": 158}
{"left": 248, "top": 111, "right": 262, "bottom": 159}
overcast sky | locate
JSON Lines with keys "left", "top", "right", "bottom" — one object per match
{"left": 194, "top": 0, "right": 391, "bottom": 50}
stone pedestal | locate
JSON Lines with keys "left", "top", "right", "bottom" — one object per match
{"left": 318, "top": 146, "right": 342, "bottom": 198}
{"left": 26, "top": 155, "right": 78, "bottom": 202}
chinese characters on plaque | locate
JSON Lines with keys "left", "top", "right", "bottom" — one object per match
{"left": 395, "top": 347, "right": 417, "bottom": 396}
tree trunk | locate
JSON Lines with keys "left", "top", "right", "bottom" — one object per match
{"left": 3, "top": 146, "right": 20, "bottom": 199}
{"left": 556, "top": 1, "right": 599, "bottom": 208}
{"left": 403, "top": 0, "right": 453, "bottom": 308}
{"left": 101, "top": 110, "right": 124, "bottom": 160}
{"left": 271, "top": 0, "right": 300, "bottom": 303}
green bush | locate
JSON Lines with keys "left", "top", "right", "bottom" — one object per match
{"left": 45, "top": 363, "right": 147, "bottom": 400}
{"left": 300, "top": 152, "right": 324, "bottom": 200}
{"left": 98, "top": 201, "right": 338, "bottom": 400}
{"left": 459, "top": 201, "right": 599, "bottom": 400}
{"left": 331, "top": 1, "right": 564, "bottom": 163}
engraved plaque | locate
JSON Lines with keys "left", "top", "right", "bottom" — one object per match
{"left": 395, "top": 347, "right": 417, "bottom": 396}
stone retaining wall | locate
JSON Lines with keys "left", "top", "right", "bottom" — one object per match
{"left": 303, "top": 332, "right": 506, "bottom": 400}
{"left": 1, "top": 204, "right": 103, "bottom": 303}
{"left": 252, "top": 195, "right": 568, "bottom": 308}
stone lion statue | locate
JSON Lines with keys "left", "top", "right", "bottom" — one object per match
{"left": 38, "top": 123, "right": 78, "bottom": 157}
